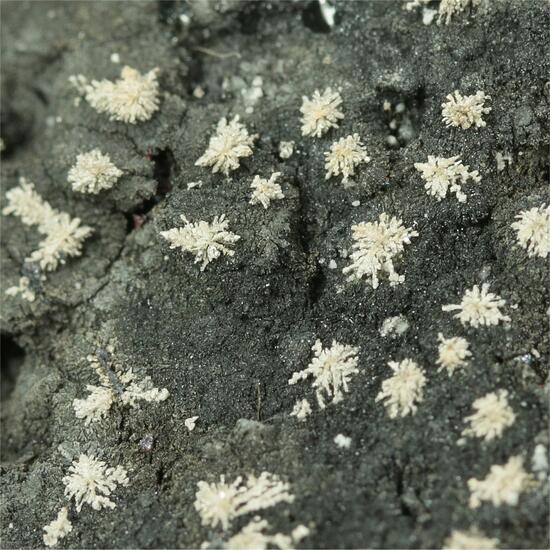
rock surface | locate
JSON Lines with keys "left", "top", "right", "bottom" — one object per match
{"left": 1, "top": 1, "right": 548, "bottom": 548}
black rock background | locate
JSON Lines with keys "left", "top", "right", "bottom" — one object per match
{"left": 1, "top": 1, "right": 549, "bottom": 548}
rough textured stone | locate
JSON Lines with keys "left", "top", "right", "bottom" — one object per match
{"left": 1, "top": 1, "right": 548, "bottom": 548}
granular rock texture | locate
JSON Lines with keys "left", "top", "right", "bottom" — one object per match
{"left": 1, "top": 1, "right": 549, "bottom": 548}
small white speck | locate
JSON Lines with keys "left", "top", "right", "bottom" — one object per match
{"left": 334, "top": 433, "right": 351, "bottom": 448}
{"left": 422, "top": 7, "right": 437, "bottom": 25}
{"left": 328, "top": 259, "right": 337, "bottom": 269}
{"left": 179, "top": 13, "right": 191, "bottom": 25}
{"left": 319, "top": 0, "right": 336, "bottom": 28}
{"left": 351, "top": 200, "right": 360, "bottom": 207}
{"left": 494, "top": 151, "right": 512, "bottom": 171}
{"left": 193, "top": 86, "right": 205, "bottom": 98}
{"left": 532, "top": 444, "right": 548, "bottom": 480}
{"left": 110, "top": 53, "right": 120, "bottom": 64}
{"left": 379, "top": 315, "right": 410, "bottom": 338}
{"left": 185, "top": 416, "right": 199, "bottom": 431}
{"left": 278, "top": 140, "right": 294, "bottom": 160}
